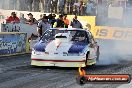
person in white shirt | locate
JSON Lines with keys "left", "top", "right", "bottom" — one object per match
{"left": 37, "top": 16, "right": 51, "bottom": 37}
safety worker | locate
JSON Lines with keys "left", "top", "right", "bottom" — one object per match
{"left": 53, "top": 14, "right": 65, "bottom": 28}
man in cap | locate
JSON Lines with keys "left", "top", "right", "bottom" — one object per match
{"left": 26, "top": 13, "right": 38, "bottom": 25}
{"left": 6, "top": 12, "right": 20, "bottom": 23}
{"left": 37, "top": 16, "right": 51, "bottom": 37}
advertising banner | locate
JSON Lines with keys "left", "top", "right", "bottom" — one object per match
{"left": 91, "top": 26, "right": 132, "bottom": 41}
{"left": 2, "top": 23, "right": 38, "bottom": 38}
{"left": 0, "top": 32, "right": 27, "bottom": 56}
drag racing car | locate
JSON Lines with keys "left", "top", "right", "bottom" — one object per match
{"left": 31, "top": 28, "right": 100, "bottom": 67}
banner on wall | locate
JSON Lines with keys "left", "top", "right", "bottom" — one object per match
{"left": 91, "top": 26, "right": 132, "bottom": 41}
{"left": 2, "top": 23, "right": 38, "bottom": 38}
{"left": 0, "top": 32, "right": 27, "bottom": 56}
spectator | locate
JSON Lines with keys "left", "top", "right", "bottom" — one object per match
{"left": 66, "top": 0, "right": 73, "bottom": 14}
{"left": 86, "top": 0, "right": 94, "bottom": 16}
{"left": 51, "top": 0, "right": 58, "bottom": 13}
{"left": 58, "top": 0, "right": 66, "bottom": 14}
{"left": 70, "top": 15, "right": 82, "bottom": 28}
{"left": 44, "top": 0, "right": 52, "bottom": 13}
{"left": 37, "top": 16, "right": 51, "bottom": 37}
{"left": 32, "top": 0, "right": 40, "bottom": 12}
{"left": 20, "top": 13, "right": 27, "bottom": 23}
{"left": 26, "top": 0, "right": 33, "bottom": 11}
{"left": 6, "top": 12, "right": 20, "bottom": 23}
{"left": 53, "top": 14, "right": 65, "bottom": 28}
{"left": 63, "top": 14, "right": 69, "bottom": 28}
{"left": 73, "top": 2, "right": 80, "bottom": 15}
{"left": 79, "top": 0, "right": 84, "bottom": 15}
{"left": 48, "top": 14, "right": 56, "bottom": 28}
{"left": 26, "top": 13, "right": 38, "bottom": 25}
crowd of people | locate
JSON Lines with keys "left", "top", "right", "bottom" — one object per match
{"left": 1, "top": 0, "right": 96, "bottom": 16}
{"left": 6, "top": 12, "right": 83, "bottom": 37}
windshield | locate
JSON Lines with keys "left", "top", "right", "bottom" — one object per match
{"left": 41, "top": 29, "right": 89, "bottom": 43}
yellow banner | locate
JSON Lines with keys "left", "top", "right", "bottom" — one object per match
{"left": 91, "top": 26, "right": 132, "bottom": 41}
{"left": 67, "top": 15, "right": 96, "bottom": 28}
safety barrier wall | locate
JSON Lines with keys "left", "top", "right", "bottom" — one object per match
{"left": 1, "top": 23, "right": 38, "bottom": 38}
{"left": 3, "top": 19, "right": 132, "bottom": 42}
{"left": 1, "top": 23, "right": 132, "bottom": 55}
{"left": 0, "top": 32, "right": 28, "bottom": 57}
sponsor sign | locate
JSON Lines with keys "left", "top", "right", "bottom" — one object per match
{"left": 76, "top": 66, "right": 131, "bottom": 85}
{"left": 67, "top": 15, "right": 96, "bottom": 28}
{"left": 0, "top": 32, "right": 27, "bottom": 56}
{"left": 91, "top": 26, "right": 132, "bottom": 41}
{"left": 2, "top": 23, "right": 38, "bottom": 38}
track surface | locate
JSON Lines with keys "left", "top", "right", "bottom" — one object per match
{"left": 0, "top": 54, "right": 132, "bottom": 88}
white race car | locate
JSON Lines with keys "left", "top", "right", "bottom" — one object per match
{"left": 31, "top": 28, "right": 100, "bottom": 67}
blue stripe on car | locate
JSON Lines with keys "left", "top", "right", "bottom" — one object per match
{"left": 68, "top": 42, "right": 87, "bottom": 53}
{"left": 33, "top": 40, "right": 47, "bottom": 52}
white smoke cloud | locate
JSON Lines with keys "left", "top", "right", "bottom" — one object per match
{"left": 96, "top": 39, "right": 132, "bottom": 65}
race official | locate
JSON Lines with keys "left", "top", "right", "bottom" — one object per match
{"left": 37, "top": 16, "right": 51, "bottom": 37}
